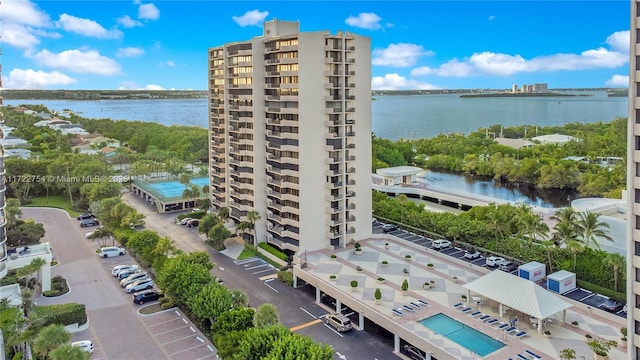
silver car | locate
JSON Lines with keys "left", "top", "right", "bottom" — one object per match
{"left": 112, "top": 264, "right": 139, "bottom": 277}
{"left": 120, "top": 272, "right": 148, "bottom": 287}
{"left": 125, "top": 278, "right": 154, "bottom": 293}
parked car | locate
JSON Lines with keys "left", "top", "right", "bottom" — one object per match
{"left": 118, "top": 268, "right": 142, "bottom": 280}
{"left": 403, "top": 345, "right": 424, "bottom": 360}
{"left": 382, "top": 224, "right": 398, "bottom": 232}
{"left": 80, "top": 218, "right": 100, "bottom": 228}
{"left": 186, "top": 219, "right": 200, "bottom": 227}
{"left": 132, "top": 289, "right": 162, "bottom": 304}
{"left": 125, "top": 278, "right": 154, "bottom": 293}
{"left": 179, "top": 218, "right": 193, "bottom": 225}
{"left": 600, "top": 299, "right": 625, "bottom": 312}
{"left": 463, "top": 250, "right": 481, "bottom": 260}
{"left": 499, "top": 261, "right": 518, "bottom": 272}
{"left": 112, "top": 264, "right": 139, "bottom": 277}
{"left": 97, "top": 246, "right": 125, "bottom": 258}
{"left": 120, "top": 272, "right": 148, "bottom": 287}
{"left": 324, "top": 313, "right": 352, "bottom": 332}
{"left": 77, "top": 213, "right": 95, "bottom": 221}
{"left": 71, "top": 340, "right": 94, "bottom": 353}
{"left": 485, "top": 256, "right": 505, "bottom": 267}
{"left": 432, "top": 239, "right": 451, "bottom": 249}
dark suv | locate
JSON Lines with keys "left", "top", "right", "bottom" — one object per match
{"left": 80, "top": 219, "right": 100, "bottom": 227}
{"left": 77, "top": 213, "right": 95, "bottom": 220}
{"left": 132, "top": 289, "right": 161, "bottom": 305}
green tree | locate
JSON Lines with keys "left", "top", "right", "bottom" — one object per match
{"left": 235, "top": 325, "right": 290, "bottom": 360}
{"left": 217, "top": 206, "right": 230, "bottom": 222}
{"left": 211, "top": 307, "right": 255, "bottom": 334}
{"left": 5, "top": 198, "right": 23, "bottom": 229}
{"left": 246, "top": 210, "right": 261, "bottom": 246}
{"left": 87, "top": 226, "right": 114, "bottom": 248}
{"left": 208, "top": 223, "right": 231, "bottom": 247}
{"left": 235, "top": 221, "right": 252, "bottom": 242}
{"left": 253, "top": 303, "right": 280, "bottom": 328}
{"left": 182, "top": 184, "right": 200, "bottom": 210}
{"left": 576, "top": 210, "right": 612, "bottom": 250}
{"left": 80, "top": 181, "right": 122, "bottom": 204}
{"left": 32, "top": 324, "right": 71, "bottom": 359}
{"left": 265, "top": 333, "right": 333, "bottom": 360}
{"left": 198, "top": 214, "right": 220, "bottom": 235}
{"left": 396, "top": 194, "right": 408, "bottom": 225}
{"left": 49, "top": 344, "right": 90, "bottom": 360}
{"left": 514, "top": 206, "right": 549, "bottom": 247}
{"left": 559, "top": 348, "right": 576, "bottom": 360}
{"left": 214, "top": 330, "right": 248, "bottom": 360}
{"left": 603, "top": 252, "right": 626, "bottom": 292}
{"left": 6, "top": 220, "right": 45, "bottom": 247}
{"left": 566, "top": 240, "right": 585, "bottom": 271}
{"left": 155, "top": 252, "right": 213, "bottom": 306}
{"left": 188, "top": 282, "right": 234, "bottom": 330}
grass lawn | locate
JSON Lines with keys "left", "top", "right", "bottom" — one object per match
{"left": 237, "top": 247, "right": 256, "bottom": 260}
{"left": 24, "top": 195, "right": 79, "bottom": 217}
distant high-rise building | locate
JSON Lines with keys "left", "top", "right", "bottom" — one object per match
{"left": 207, "top": 19, "right": 372, "bottom": 254}
{"left": 512, "top": 84, "right": 518, "bottom": 93}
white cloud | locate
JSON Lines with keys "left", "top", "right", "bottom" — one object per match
{"left": 3, "top": 68, "right": 76, "bottom": 89}
{"left": 345, "top": 13, "right": 382, "bottom": 30}
{"left": 412, "top": 59, "right": 473, "bottom": 78}
{"left": 138, "top": 3, "right": 160, "bottom": 21}
{"left": 2, "top": 0, "right": 51, "bottom": 27}
{"left": 2, "top": 23, "right": 41, "bottom": 50}
{"left": 605, "top": 74, "right": 629, "bottom": 87}
{"left": 117, "top": 47, "right": 145, "bottom": 58}
{"left": 117, "top": 15, "right": 143, "bottom": 28}
{"left": 56, "top": 14, "right": 123, "bottom": 39}
{"left": 605, "top": 30, "right": 630, "bottom": 54}
{"left": 372, "top": 43, "right": 433, "bottom": 67}
{"left": 488, "top": 15, "right": 495, "bottom": 21}
{"left": 30, "top": 49, "right": 121, "bottom": 75}
{"left": 166, "top": 60, "right": 175, "bottom": 67}
{"left": 118, "top": 81, "right": 165, "bottom": 90}
{"left": 469, "top": 52, "right": 528, "bottom": 76}
{"left": 232, "top": 10, "right": 268, "bottom": 27}
{"left": 372, "top": 73, "right": 438, "bottom": 90}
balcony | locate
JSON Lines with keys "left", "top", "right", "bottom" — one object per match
{"left": 347, "top": 167, "right": 356, "bottom": 173}
{"left": 325, "top": 193, "right": 343, "bottom": 202}
{"left": 324, "top": 83, "right": 343, "bottom": 89}
{"left": 325, "top": 156, "right": 343, "bottom": 164}
{"left": 326, "top": 218, "right": 344, "bottom": 226}
{"left": 324, "top": 70, "right": 344, "bottom": 76}
{"left": 325, "top": 95, "right": 342, "bottom": 101}
{"left": 346, "top": 131, "right": 356, "bottom": 137}
{"left": 347, "top": 215, "right": 356, "bottom": 222}
{"left": 346, "top": 107, "right": 355, "bottom": 112}
{"left": 326, "top": 181, "right": 343, "bottom": 189}
{"left": 326, "top": 206, "right": 343, "bottom": 214}
{"left": 325, "top": 107, "right": 343, "bottom": 114}
{"left": 346, "top": 191, "right": 356, "bottom": 198}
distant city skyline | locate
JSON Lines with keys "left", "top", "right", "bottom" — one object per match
{"left": 1, "top": 1, "right": 630, "bottom": 90}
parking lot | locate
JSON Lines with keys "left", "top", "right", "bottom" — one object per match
{"left": 373, "top": 219, "right": 626, "bottom": 318}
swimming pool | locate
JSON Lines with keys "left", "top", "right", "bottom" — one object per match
{"left": 146, "top": 177, "right": 209, "bottom": 199}
{"left": 419, "top": 313, "right": 504, "bottom": 356}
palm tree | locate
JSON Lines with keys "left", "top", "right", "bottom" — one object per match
{"left": 576, "top": 211, "right": 612, "bottom": 250}
{"left": 396, "top": 194, "right": 408, "bottom": 225}
{"left": 516, "top": 211, "right": 549, "bottom": 247}
{"left": 486, "top": 206, "right": 510, "bottom": 253}
{"left": 246, "top": 210, "right": 261, "bottom": 246}
{"left": 552, "top": 221, "right": 579, "bottom": 248}
{"left": 89, "top": 226, "right": 114, "bottom": 247}
{"left": 550, "top": 207, "right": 577, "bottom": 226}
{"left": 566, "top": 240, "right": 585, "bottom": 271}
{"left": 540, "top": 240, "right": 556, "bottom": 273}
{"left": 603, "top": 252, "right": 625, "bottom": 292}
{"left": 122, "top": 211, "right": 145, "bottom": 230}
{"left": 182, "top": 185, "right": 200, "bottom": 210}
{"left": 217, "top": 207, "right": 230, "bottom": 222}
{"left": 235, "top": 221, "right": 252, "bottom": 242}
{"left": 179, "top": 172, "right": 191, "bottom": 191}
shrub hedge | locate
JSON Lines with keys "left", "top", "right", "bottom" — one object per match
{"left": 30, "top": 303, "right": 87, "bottom": 327}
{"left": 278, "top": 271, "right": 294, "bottom": 287}
{"left": 258, "top": 242, "right": 288, "bottom": 261}
{"left": 42, "top": 276, "right": 69, "bottom": 297}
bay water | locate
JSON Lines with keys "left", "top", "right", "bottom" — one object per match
{"left": 6, "top": 91, "right": 624, "bottom": 208}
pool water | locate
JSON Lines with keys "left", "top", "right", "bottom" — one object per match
{"left": 147, "top": 177, "right": 209, "bottom": 198}
{"left": 420, "top": 313, "right": 504, "bottom": 356}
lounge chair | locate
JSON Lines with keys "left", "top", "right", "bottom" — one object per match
{"left": 497, "top": 323, "right": 509, "bottom": 330}
{"left": 460, "top": 307, "right": 473, "bottom": 313}
{"left": 402, "top": 304, "right": 415, "bottom": 313}
{"left": 409, "top": 301, "right": 422, "bottom": 309}
{"left": 418, "top": 299, "right": 430, "bottom": 307}
{"left": 514, "top": 331, "right": 529, "bottom": 339}
{"left": 503, "top": 326, "right": 518, "bottom": 334}
{"left": 516, "top": 354, "right": 528, "bottom": 360}
{"left": 484, "top": 318, "right": 499, "bottom": 325}
{"left": 452, "top": 302, "right": 463, "bottom": 308}
{"left": 524, "top": 350, "right": 543, "bottom": 359}
{"left": 477, "top": 315, "right": 490, "bottom": 321}
{"left": 392, "top": 309, "right": 403, "bottom": 317}
{"left": 469, "top": 311, "right": 482, "bottom": 317}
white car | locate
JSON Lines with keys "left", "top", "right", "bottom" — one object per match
{"left": 112, "top": 264, "right": 139, "bottom": 277}
{"left": 463, "top": 250, "right": 481, "bottom": 260}
{"left": 432, "top": 239, "right": 451, "bottom": 249}
{"left": 120, "top": 272, "right": 148, "bottom": 287}
{"left": 485, "top": 256, "right": 506, "bottom": 267}
{"left": 71, "top": 340, "right": 94, "bottom": 353}
{"left": 125, "top": 278, "right": 154, "bottom": 293}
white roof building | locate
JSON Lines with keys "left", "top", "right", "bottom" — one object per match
{"left": 531, "top": 133, "right": 580, "bottom": 144}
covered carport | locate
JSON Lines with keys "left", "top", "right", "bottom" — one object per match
{"left": 463, "top": 270, "right": 572, "bottom": 334}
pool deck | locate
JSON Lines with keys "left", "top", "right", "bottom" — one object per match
{"left": 297, "top": 236, "right": 626, "bottom": 360}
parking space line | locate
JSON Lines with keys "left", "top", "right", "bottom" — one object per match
{"left": 264, "top": 281, "right": 279, "bottom": 293}
{"left": 323, "top": 323, "right": 344, "bottom": 337}
{"left": 147, "top": 317, "right": 186, "bottom": 328}
{"left": 300, "top": 307, "right": 317, "bottom": 319}
{"left": 259, "top": 273, "right": 278, "bottom": 281}
{"left": 154, "top": 324, "right": 191, "bottom": 336}
{"left": 167, "top": 343, "right": 206, "bottom": 356}
{"left": 290, "top": 319, "right": 322, "bottom": 332}
{"left": 161, "top": 333, "right": 198, "bottom": 345}
{"left": 246, "top": 263, "right": 269, "bottom": 270}
{"left": 252, "top": 268, "right": 276, "bottom": 275}
{"left": 234, "top": 258, "right": 260, "bottom": 265}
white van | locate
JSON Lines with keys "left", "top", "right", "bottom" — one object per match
{"left": 98, "top": 246, "right": 126, "bottom": 258}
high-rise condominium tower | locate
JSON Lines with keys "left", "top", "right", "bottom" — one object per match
{"left": 629, "top": 0, "right": 639, "bottom": 356}
{"left": 208, "top": 20, "right": 372, "bottom": 254}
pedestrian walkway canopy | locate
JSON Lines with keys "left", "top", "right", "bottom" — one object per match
{"left": 463, "top": 270, "right": 572, "bottom": 333}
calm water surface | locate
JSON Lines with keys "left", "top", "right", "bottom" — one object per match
{"left": 7, "top": 93, "right": 612, "bottom": 208}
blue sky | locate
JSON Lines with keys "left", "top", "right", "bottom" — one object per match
{"left": 2, "top": 1, "right": 630, "bottom": 90}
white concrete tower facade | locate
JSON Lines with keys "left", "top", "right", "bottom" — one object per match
{"left": 208, "top": 20, "right": 372, "bottom": 254}
{"left": 629, "top": 1, "right": 640, "bottom": 357}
